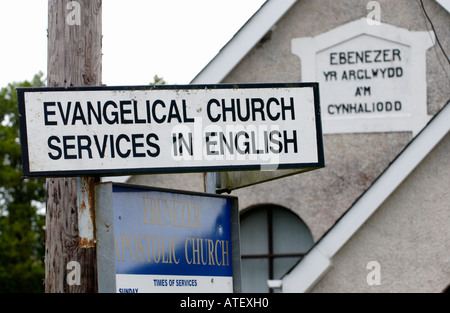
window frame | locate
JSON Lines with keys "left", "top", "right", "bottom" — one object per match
{"left": 240, "top": 205, "right": 306, "bottom": 293}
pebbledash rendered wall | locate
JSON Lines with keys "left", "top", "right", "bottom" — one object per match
{"left": 311, "top": 132, "right": 450, "bottom": 293}
{"left": 129, "top": 0, "right": 449, "bottom": 249}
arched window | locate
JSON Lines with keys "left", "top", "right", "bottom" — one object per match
{"left": 240, "top": 205, "right": 314, "bottom": 293}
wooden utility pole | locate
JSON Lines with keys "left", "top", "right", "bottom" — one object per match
{"left": 45, "top": 0, "right": 102, "bottom": 292}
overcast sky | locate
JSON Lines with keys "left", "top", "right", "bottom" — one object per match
{"left": 0, "top": 0, "right": 265, "bottom": 88}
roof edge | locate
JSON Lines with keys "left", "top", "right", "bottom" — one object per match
{"left": 191, "top": 0, "right": 297, "bottom": 84}
{"left": 435, "top": 0, "right": 450, "bottom": 13}
{"left": 281, "top": 101, "right": 450, "bottom": 293}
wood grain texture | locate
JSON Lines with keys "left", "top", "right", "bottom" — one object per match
{"left": 45, "top": 0, "right": 102, "bottom": 293}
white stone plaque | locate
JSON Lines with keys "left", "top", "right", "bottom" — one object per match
{"left": 292, "top": 18, "right": 434, "bottom": 136}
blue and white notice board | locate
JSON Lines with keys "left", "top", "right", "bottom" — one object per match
{"left": 95, "top": 183, "right": 241, "bottom": 293}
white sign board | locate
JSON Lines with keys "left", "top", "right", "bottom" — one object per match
{"left": 17, "top": 83, "right": 323, "bottom": 177}
{"left": 292, "top": 18, "right": 434, "bottom": 135}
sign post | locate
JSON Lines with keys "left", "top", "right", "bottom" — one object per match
{"left": 44, "top": 0, "right": 102, "bottom": 293}
{"left": 95, "top": 183, "right": 241, "bottom": 293}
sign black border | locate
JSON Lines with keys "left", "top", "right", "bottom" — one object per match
{"left": 16, "top": 82, "right": 324, "bottom": 177}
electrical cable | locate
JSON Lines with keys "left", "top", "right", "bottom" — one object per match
{"left": 418, "top": 0, "right": 450, "bottom": 65}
